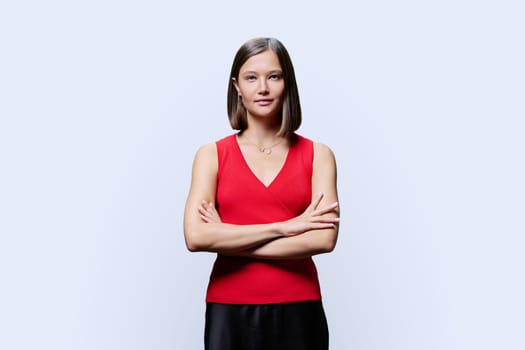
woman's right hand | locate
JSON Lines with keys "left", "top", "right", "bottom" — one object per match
{"left": 198, "top": 200, "right": 222, "bottom": 223}
{"left": 278, "top": 192, "right": 339, "bottom": 237}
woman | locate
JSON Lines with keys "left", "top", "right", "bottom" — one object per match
{"left": 183, "top": 37, "right": 339, "bottom": 350}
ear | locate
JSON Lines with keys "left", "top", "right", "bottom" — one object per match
{"left": 232, "top": 77, "right": 241, "bottom": 96}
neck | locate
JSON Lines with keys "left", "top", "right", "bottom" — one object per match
{"left": 242, "top": 128, "right": 281, "bottom": 144}
{"left": 244, "top": 113, "right": 283, "bottom": 144}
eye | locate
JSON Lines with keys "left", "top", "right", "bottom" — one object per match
{"left": 269, "top": 74, "right": 282, "bottom": 80}
{"left": 245, "top": 75, "right": 257, "bottom": 81}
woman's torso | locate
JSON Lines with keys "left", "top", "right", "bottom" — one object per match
{"left": 205, "top": 133, "right": 322, "bottom": 304}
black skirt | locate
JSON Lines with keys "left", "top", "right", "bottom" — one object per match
{"left": 204, "top": 300, "right": 329, "bottom": 350}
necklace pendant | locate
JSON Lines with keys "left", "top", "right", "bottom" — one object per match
{"left": 242, "top": 134, "right": 283, "bottom": 156}
{"left": 259, "top": 146, "right": 272, "bottom": 155}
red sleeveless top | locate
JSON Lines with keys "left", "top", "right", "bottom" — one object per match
{"left": 205, "top": 133, "right": 322, "bottom": 304}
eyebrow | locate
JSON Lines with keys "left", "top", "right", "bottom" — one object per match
{"left": 240, "top": 70, "right": 283, "bottom": 75}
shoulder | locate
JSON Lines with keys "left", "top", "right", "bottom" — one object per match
{"left": 311, "top": 142, "right": 337, "bottom": 184}
{"left": 313, "top": 142, "right": 335, "bottom": 161}
{"left": 191, "top": 143, "right": 218, "bottom": 178}
{"left": 216, "top": 133, "right": 237, "bottom": 147}
{"left": 194, "top": 142, "right": 217, "bottom": 160}
{"left": 193, "top": 134, "right": 237, "bottom": 160}
{"left": 294, "top": 133, "right": 335, "bottom": 161}
{"left": 309, "top": 140, "right": 336, "bottom": 174}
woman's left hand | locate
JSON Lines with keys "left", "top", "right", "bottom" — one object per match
{"left": 198, "top": 200, "right": 222, "bottom": 223}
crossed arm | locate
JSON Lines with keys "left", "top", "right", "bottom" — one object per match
{"left": 183, "top": 142, "right": 339, "bottom": 259}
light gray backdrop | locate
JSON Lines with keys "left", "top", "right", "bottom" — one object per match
{"left": 1, "top": 1, "right": 523, "bottom": 349}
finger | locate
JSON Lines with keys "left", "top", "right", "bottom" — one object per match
{"left": 310, "top": 222, "right": 336, "bottom": 230}
{"left": 202, "top": 201, "right": 211, "bottom": 211}
{"left": 312, "top": 216, "right": 339, "bottom": 223}
{"left": 200, "top": 214, "right": 211, "bottom": 222}
{"left": 207, "top": 204, "right": 218, "bottom": 214}
{"left": 314, "top": 202, "right": 339, "bottom": 216}
{"left": 206, "top": 208, "right": 217, "bottom": 218}
{"left": 198, "top": 206, "right": 211, "bottom": 217}
{"left": 309, "top": 192, "right": 324, "bottom": 211}
{"left": 208, "top": 203, "right": 220, "bottom": 216}
{"left": 198, "top": 204, "right": 211, "bottom": 215}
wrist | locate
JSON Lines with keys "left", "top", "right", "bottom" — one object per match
{"left": 269, "top": 222, "right": 284, "bottom": 237}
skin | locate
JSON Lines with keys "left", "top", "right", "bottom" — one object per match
{"left": 183, "top": 49, "right": 339, "bottom": 259}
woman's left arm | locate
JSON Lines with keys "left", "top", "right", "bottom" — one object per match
{"left": 231, "top": 142, "right": 339, "bottom": 259}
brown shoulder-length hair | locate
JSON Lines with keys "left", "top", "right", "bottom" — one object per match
{"left": 227, "top": 37, "right": 302, "bottom": 137}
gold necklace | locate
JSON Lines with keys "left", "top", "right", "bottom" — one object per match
{"left": 242, "top": 134, "right": 284, "bottom": 155}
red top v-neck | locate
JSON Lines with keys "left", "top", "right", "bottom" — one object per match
{"left": 232, "top": 134, "right": 291, "bottom": 188}
{"left": 205, "top": 133, "right": 322, "bottom": 304}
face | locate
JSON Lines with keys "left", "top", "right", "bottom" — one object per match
{"left": 234, "top": 50, "right": 285, "bottom": 121}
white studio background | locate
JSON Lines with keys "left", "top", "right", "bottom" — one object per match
{"left": 1, "top": 1, "right": 523, "bottom": 349}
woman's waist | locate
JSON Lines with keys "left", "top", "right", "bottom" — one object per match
{"left": 205, "top": 255, "right": 322, "bottom": 304}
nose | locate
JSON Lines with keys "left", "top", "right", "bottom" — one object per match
{"left": 258, "top": 79, "right": 269, "bottom": 95}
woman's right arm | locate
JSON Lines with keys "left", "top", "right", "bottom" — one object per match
{"left": 184, "top": 143, "right": 281, "bottom": 253}
{"left": 183, "top": 143, "right": 337, "bottom": 254}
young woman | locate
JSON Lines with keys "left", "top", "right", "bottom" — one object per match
{"left": 183, "top": 37, "right": 340, "bottom": 350}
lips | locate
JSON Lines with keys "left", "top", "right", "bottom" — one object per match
{"left": 254, "top": 99, "right": 273, "bottom": 106}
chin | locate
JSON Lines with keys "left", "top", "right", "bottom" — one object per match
{"left": 250, "top": 108, "right": 282, "bottom": 119}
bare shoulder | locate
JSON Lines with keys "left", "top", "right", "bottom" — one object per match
{"left": 193, "top": 142, "right": 218, "bottom": 166}
{"left": 313, "top": 142, "right": 336, "bottom": 165}
{"left": 187, "top": 142, "right": 218, "bottom": 203}
{"left": 189, "top": 142, "right": 219, "bottom": 183}
{"left": 194, "top": 142, "right": 217, "bottom": 159}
